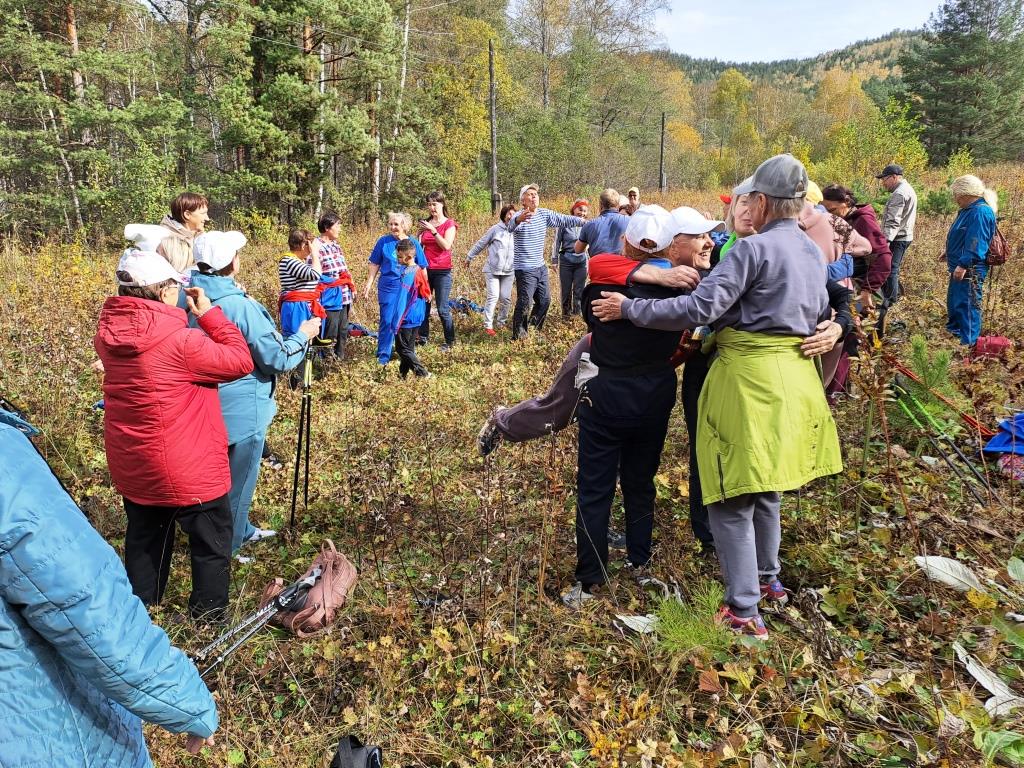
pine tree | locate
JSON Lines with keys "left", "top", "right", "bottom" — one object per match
{"left": 901, "top": 0, "right": 1024, "bottom": 163}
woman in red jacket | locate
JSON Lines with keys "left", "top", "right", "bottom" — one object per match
{"left": 94, "top": 248, "right": 253, "bottom": 621}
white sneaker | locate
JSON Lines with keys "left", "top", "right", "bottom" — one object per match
{"left": 235, "top": 553, "right": 253, "bottom": 564}
{"left": 560, "top": 582, "right": 598, "bottom": 609}
{"left": 244, "top": 527, "right": 276, "bottom": 544}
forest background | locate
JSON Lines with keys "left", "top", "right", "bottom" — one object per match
{"left": 2, "top": 0, "right": 1023, "bottom": 240}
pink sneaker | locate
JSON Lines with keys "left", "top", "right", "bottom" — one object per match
{"left": 485, "top": 328, "right": 497, "bottom": 336}
{"left": 716, "top": 605, "right": 768, "bottom": 638}
{"left": 759, "top": 579, "right": 788, "bottom": 605}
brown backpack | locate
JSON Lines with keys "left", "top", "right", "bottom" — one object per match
{"left": 987, "top": 225, "right": 1010, "bottom": 266}
{"left": 259, "top": 539, "right": 358, "bottom": 637}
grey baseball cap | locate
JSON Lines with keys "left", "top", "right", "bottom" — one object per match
{"left": 732, "top": 176, "right": 755, "bottom": 196}
{"left": 749, "top": 154, "right": 808, "bottom": 199}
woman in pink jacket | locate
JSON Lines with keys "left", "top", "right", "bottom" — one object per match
{"left": 94, "top": 248, "right": 253, "bottom": 621}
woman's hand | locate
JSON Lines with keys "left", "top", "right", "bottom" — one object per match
{"left": 800, "top": 320, "right": 842, "bottom": 357}
{"left": 858, "top": 289, "right": 875, "bottom": 313}
{"left": 185, "top": 734, "right": 214, "bottom": 755}
{"left": 591, "top": 291, "right": 626, "bottom": 321}
{"left": 185, "top": 287, "right": 212, "bottom": 316}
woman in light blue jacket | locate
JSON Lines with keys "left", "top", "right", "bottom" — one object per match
{"left": 190, "top": 231, "right": 321, "bottom": 556}
{"left": 0, "top": 407, "right": 218, "bottom": 767}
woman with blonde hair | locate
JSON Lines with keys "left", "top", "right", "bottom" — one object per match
{"left": 945, "top": 175, "right": 997, "bottom": 345}
{"left": 365, "top": 212, "right": 428, "bottom": 364}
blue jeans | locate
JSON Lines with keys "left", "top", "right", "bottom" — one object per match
{"left": 418, "top": 269, "right": 454, "bottom": 345}
{"left": 512, "top": 266, "right": 550, "bottom": 339}
{"left": 883, "top": 240, "right": 911, "bottom": 304}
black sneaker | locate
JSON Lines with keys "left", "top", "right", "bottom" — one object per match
{"left": 477, "top": 407, "right": 506, "bottom": 456}
{"left": 607, "top": 528, "right": 627, "bottom": 550}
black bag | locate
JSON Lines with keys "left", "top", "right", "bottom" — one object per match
{"left": 330, "top": 735, "right": 383, "bottom": 768}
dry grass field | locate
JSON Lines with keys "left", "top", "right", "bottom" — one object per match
{"left": 2, "top": 165, "right": 1024, "bottom": 767}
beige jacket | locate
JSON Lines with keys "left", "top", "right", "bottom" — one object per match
{"left": 158, "top": 215, "right": 196, "bottom": 272}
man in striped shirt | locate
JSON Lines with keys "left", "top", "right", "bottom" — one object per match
{"left": 507, "top": 184, "right": 587, "bottom": 339}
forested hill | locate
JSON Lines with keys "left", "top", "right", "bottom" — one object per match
{"left": 657, "top": 29, "right": 922, "bottom": 89}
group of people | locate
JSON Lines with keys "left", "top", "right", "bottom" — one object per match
{"left": 0, "top": 157, "right": 1005, "bottom": 765}
{"left": 477, "top": 157, "right": 1004, "bottom": 636}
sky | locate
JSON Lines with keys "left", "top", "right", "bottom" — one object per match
{"left": 655, "top": 0, "right": 941, "bottom": 62}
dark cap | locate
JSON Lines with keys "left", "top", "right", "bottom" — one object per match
{"left": 875, "top": 164, "right": 903, "bottom": 179}
{"left": 749, "top": 154, "right": 808, "bottom": 199}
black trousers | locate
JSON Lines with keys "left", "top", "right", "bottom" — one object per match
{"left": 559, "top": 260, "right": 587, "bottom": 316}
{"left": 680, "top": 350, "right": 714, "bottom": 550}
{"left": 575, "top": 372, "right": 675, "bottom": 586}
{"left": 123, "top": 494, "right": 232, "bottom": 619}
{"left": 396, "top": 327, "right": 428, "bottom": 377}
{"left": 322, "top": 305, "right": 350, "bottom": 359}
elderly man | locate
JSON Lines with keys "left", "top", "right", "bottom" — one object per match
{"left": 592, "top": 155, "right": 842, "bottom": 637}
{"left": 876, "top": 164, "right": 917, "bottom": 332}
{"left": 575, "top": 188, "right": 629, "bottom": 257}
{"left": 625, "top": 186, "right": 641, "bottom": 215}
{"left": 946, "top": 174, "right": 997, "bottom": 346}
{"left": 507, "top": 183, "right": 587, "bottom": 339}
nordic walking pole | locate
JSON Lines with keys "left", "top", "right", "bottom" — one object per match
{"left": 896, "top": 398, "right": 988, "bottom": 506}
{"left": 290, "top": 337, "right": 334, "bottom": 528}
{"left": 900, "top": 387, "right": 1003, "bottom": 504}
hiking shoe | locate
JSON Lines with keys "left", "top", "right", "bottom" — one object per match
{"left": 477, "top": 407, "right": 506, "bottom": 457}
{"left": 262, "top": 452, "right": 284, "bottom": 471}
{"left": 235, "top": 553, "right": 254, "bottom": 565}
{"left": 485, "top": 328, "right": 497, "bottom": 336}
{"left": 607, "top": 528, "right": 627, "bottom": 550}
{"left": 561, "top": 582, "right": 599, "bottom": 609}
{"left": 244, "top": 527, "right": 277, "bottom": 544}
{"left": 716, "top": 605, "right": 769, "bottom": 638}
{"left": 760, "top": 579, "right": 788, "bottom": 606}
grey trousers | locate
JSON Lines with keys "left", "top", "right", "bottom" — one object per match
{"left": 495, "top": 333, "right": 589, "bottom": 441}
{"left": 708, "top": 491, "right": 781, "bottom": 617}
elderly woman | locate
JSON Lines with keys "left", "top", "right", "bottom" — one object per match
{"left": 563, "top": 205, "right": 720, "bottom": 608}
{"left": 945, "top": 175, "right": 997, "bottom": 346}
{"left": 593, "top": 155, "right": 843, "bottom": 637}
{"left": 365, "top": 212, "right": 428, "bottom": 364}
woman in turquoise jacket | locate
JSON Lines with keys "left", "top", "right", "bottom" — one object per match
{"left": 0, "top": 407, "right": 217, "bottom": 767}
{"left": 191, "top": 231, "right": 321, "bottom": 555}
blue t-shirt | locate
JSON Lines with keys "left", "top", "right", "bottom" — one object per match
{"left": 579, "top": 210, "right": 629, "bottom": 256}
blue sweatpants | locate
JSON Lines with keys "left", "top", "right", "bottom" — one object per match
{"left": 946, "top": 267, "right": 987, "bottom": 346}
{"left": 228, "top": 431, "right": 266, "bottom": 553}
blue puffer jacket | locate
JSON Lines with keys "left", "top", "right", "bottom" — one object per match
{"left": 0, "top": 417, "right": 218, "bottom": 768}
{"left": 190, "top": 273, "right": 310, "bottom": 444}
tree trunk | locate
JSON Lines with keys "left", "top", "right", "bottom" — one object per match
{"left": 383, "top": 0, "right": 411, "bottom": 196}
{"left": 37, "top": 67, "right": 83, "bottom": 231}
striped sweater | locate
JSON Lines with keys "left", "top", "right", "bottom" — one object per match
{"left": 277, "top": 254, "right": 321, "bottom": 293}
{"left": 508, "top": 208, "right": 586, "bottom": 270}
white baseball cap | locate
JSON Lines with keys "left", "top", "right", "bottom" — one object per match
{"left": 671, "top": 206, "right": 724, "bottom": 235}
{"left": 624, "top": 204, "right": 675, "bottom": 254}
{"left": 519, "top": 183, "right": 539, "bottom": 200}
{"left": 193, "top": 231, "right": 247, "bottom": 271}
{"left": 116, "top": 249, "right": 184, "bottom": 287}
{"left": 124, "top": 223, "right": 170, "bottom": 253}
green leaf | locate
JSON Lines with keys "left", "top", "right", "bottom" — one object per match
{"left": 1007, "top": 557, "right": 1024, "bottom": 584}
{"left": 227, "top": 749, "right": 246, "bottom": 766}
{"left": 981, "top": 729, "right": 1024, "bottom": 763}
{"left": 992, "top": 615, "right": 1024, "bottom": 651}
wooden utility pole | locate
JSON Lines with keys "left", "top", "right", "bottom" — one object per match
{"left": 659, "top": 111, "right": 666, "bottom": 193}
{"left": 489, "top": 39, "right": 500, "bottom": 214}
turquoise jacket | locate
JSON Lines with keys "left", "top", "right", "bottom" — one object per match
{"left": 0, "top": 418, "right": 217, "bottom": 767}
{"left": 190, "top": 273, "right": 310, "bottom": 443}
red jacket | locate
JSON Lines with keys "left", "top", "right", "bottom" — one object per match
{"left": 94, "top": 297, "right": 254, "bottom": 506}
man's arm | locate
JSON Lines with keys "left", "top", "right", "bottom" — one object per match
{"left": 542, "top": 210, "right": 587, "bottom": 230}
